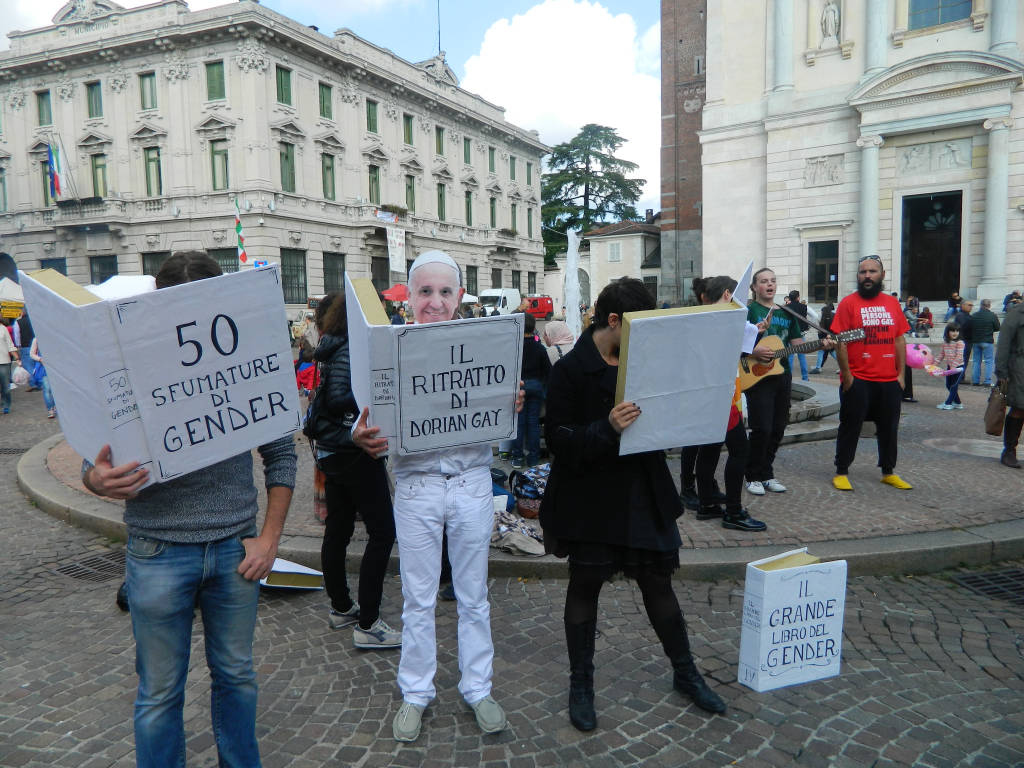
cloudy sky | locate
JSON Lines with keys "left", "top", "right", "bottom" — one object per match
{"left": 3, "top": 0, "right": 661, "bottom": 213}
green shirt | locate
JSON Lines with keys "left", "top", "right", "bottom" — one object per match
{"left": 747, "top": 301, "right": 804, "bottom": 374}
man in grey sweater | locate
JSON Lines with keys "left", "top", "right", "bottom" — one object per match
{"left": 84, "top": 251, "right": 297, "bottom": 768}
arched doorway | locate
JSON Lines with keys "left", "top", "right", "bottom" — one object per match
{"left": 0, "top": 253, "right": 16, "bottom": 283}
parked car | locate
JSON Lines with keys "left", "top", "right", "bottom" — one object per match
{"left": 524, "top": 295, "right": 554, "bottom": 321}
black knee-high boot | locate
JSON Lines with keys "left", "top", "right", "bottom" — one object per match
{"left": 1002, "top": 415, "right": 1023, "bottom": 469}
{"left": 651, "top": 613, "right": 726, "bottom": 714}
{"left": 564, "top": 619, "right": 597, "bottom": 731}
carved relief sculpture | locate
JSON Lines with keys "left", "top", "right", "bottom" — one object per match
{"left": 57, "top": 77, "right": 76, "bottom": 102}
{"left": 235, "top": 37, "right": 269, "bottom": 74}
{"left": 108, "top": 61, "right": 127, "bottom": 93}
{"left": 821, "top": 1, "right": 840, "bottom": 45}
{"left": 896, "top": 139, "right": 972, "bottom": 176}
{"left": 165, "top": 49, "right": 191, "bottom": 83}
{"left": 804, "top": 154, "right": 844, "bottom": 187}
{"left": 8, "top": 89, "right": 26, "bottom": 111}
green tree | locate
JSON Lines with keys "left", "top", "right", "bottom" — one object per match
{"left": 541, "top": 124, "right": 645, "bottom": 263}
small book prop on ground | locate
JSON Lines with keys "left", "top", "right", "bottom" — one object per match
{"left": 259, "top": 558, "right": 324, "bottom": 590}
{"left": 20, "top": 267, "right": 300, "bottom": 487}
{"left": 345, "top": 273, "right": 523, "bottom": 456}
{"left": 614, "top": 263, "right": 752, "bottom": 456}
{"left": 738, "top": 548, "right": 847, "bottom": 693}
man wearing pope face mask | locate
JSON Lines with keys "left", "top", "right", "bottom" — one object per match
{"left": 353, "top": 250, "right": 524, "bottom": 743}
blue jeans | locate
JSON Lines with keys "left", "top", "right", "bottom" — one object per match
{"left": 126, "top": 529, "right": 261, "bottom": 768}
{"left": 787, "top": 353, "right": 809, "bottom": 380}
{"left": 815, "top": 348, "right": 835, "bottom": 369}
{"left": 41, "top": 374, "right": 55, "bottom": 411}
{"left": 0, "top": 363, "right": 10, "bottom": 411}
{"left": 512, "top": 378, "right": 545, "bottom": 464}
{"left": 944, "top": 368, "right": 964, "bottom": 405}
{"left": 972, "top": 342, "right": 995, "bottom": 385}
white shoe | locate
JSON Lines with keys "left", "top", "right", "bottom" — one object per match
{"left": 328, "top": 602, "right": 360, "bottom": 629}
{"left": 936, "top": 403, "right": 953, "bottom": 410}
{"left": 763, "top": 478, "right": 787, "bottom": 493}
{"left": 745, "top": 481, "right": 765, "bottom": 496}
{"left": 392, "top": 701, "right": 425, "bottom": 742}
{"left": 953, "top": 403, "right": 964, "bottom": 410}
{"left": 353, "top": 618, "right": 402, "bottom": 649}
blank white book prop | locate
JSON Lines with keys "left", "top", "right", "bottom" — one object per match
{"left": 345, "top": 273, "right": 524, "bottom": 455}
{"left": 260, "top": 558, "right": 324, "bottom": 590}
{"left": 21, "top": 267, "right": 300, "bottom": 485}
{"left": 738, "top": 548, "right": 847, "bottom": 693}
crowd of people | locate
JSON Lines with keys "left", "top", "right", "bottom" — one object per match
{"left": 14, "top": 246, "right": 1024, "bottom": 765}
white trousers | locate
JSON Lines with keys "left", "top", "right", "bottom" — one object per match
{"left": 393, "top": 467, "right": 495, "bottom": 706}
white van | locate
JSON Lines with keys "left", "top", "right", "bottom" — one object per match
{"left": 479, "top": 288, "right": 522, "bottom": 316}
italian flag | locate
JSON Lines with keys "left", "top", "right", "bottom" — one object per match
{"left": 47, "top": 144, "right": 62, "bottom": 199}
{"left": 234, "top": 199, "right": 248, "bottom": 265}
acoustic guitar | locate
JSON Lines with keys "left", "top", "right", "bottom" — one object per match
{"left": 737, "top": 329, "right": 866, "bottom": 391}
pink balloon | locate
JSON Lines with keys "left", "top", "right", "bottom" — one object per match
{"left": 905, "top": 343, "right": 934, "bottom": 369}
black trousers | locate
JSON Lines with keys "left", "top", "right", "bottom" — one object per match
{"left": 695, "top": 421, "right": 749, "bottom": 512}
{"left": 744, "top": 372, "right": 791, "bottom": 482}
{"left": 680, "top": 445, "right": 699, "bottom": 489}
{"left": 319, "top": 451, "right": 396, "bottom": 628}
{"left": 835, "top": 378, "right": 903, "bottom": 475}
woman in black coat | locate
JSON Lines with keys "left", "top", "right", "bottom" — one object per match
{"left": 538, "top": 278, "right": 726, "bottom": 732}
{"left": 312, "top": 293, "right": 400, "bottom": 649}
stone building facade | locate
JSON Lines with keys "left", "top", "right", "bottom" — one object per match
{"left": 0, "top": 0, "right": 548, "bottom": 308}
{"left": 701, "top": 0, "right": 1024, "bottom": 305}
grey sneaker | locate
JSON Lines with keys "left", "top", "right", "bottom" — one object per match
{"left": 393, "top": 701, "right": 425, "bottom": 742}
{"left": 469, "top": 695, "right": 507, "bottom": 734}
{"left": 328, "top": 602, "right": 359, "bottom": 629}
{"left": 353, "top": 618, "right": 402, "bottom": 649}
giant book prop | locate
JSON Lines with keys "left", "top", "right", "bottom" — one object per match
{"left": 738, "top": 548, "right": 847, "bottom": 692}
{"left": 20, "top": 267, "right": 301, "bottom": 486}
{"left": 345, "top": 273, "right": 523, "bottom": 455}
{"left": 613, "top": 262, "right": 753, "bottom": 456}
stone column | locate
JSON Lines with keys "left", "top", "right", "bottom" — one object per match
{"left": 857, "top": 134, "right": 883, "bottom": 259}
{"left": 990, "top": 0, "right": 1022, "bottom": 59}
{"left": 864, "top": 0, "right": 888, "bottom": 77}
{"left": 774, "top": 0, "right": 794, "bottom": 90}
{"left": 978, "top": 117, "right": 1013, "bottom": 302}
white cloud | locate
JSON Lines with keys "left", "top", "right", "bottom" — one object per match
{"left": 462, "top": 0, "right": 661, "bottom": 216}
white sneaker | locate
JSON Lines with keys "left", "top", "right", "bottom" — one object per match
{"left": 353, "top": 618, "right": 402, "bottom": 649}
{"left": 936, "top": 403, "right": 953, "bottom": 410}
{"left": 392, "top": 701, "right": 425, "bottom": 742}
{"left": 763, "top": 478, "right": 787, "bottom": 493}
{"left": 328, "top": 602, "right": 360, "bottom": 629}
{"left": 746, "top": 481, "right": 766, "bottom": 496}
{"left": 953, "top": 403, "right": 964, "bottom": 410}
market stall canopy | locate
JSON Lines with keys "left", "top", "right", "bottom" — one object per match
{"left": 0, "top": 277, "right": 24, "bottom": 303}
{"left": 381, "top": 284, "right": 409, "bottom": 302}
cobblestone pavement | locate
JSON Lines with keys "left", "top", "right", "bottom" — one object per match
{"left": 3, "top": 389, "right": 1024, "bottom": 766}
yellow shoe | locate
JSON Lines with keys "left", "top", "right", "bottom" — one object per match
{"left": 832, "top": 475, "right": 852, "bottom": 491}
{"left": 881, "top": 474, "right": 912, "bottom": 490}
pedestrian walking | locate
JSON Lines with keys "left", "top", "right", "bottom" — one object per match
{"left": 934, "top": 322, "right": 965, "bottom": 410}
{"left": 969, "top": 299, "right": 1000, "bottom": 386}
{"left": 309, "top": 292, "right": 400, "bottom": 649}
{"left": 831, "top": 255, "right": 912, "bottom": 491}
{"left": 784, "top": 290, "right": 810, "bottom": 381}
{"left": 539, "top": 277, "right": 727, "bottom": 734}
{"left": 29, "top": 338, "right": 56, "bottom": 418}
{"left": 0, "top": 318, "right": 17, "bottom": 414}
{"left": 995, "top": 300, "right": 1024, "bottom": 468}
{"left": 810, "top": 302, "right": 835, "bottom": 373}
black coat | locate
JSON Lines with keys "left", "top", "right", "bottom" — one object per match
{"left": 310, "top": 334, "right": 360, "bottom": 453}
{"left": 538, "top": 327, "right": 683, "bottom": 551}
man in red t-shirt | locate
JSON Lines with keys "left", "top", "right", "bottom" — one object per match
{"left": 830, "top": 255, "right": 912, "bottom": 491}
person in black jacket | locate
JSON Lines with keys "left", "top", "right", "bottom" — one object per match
{"left": 511, "top": 313, "right": 551, "bottom": 468}
{"left": 312, "top": 293, "right": 400, "bottom": 649}
{"left": 539, "top": 277, "right": 726, "bottom": 733}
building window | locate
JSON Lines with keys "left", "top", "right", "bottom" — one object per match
{"left": 527, "top": 162, "right": 533, "bottom": 185}
{"left": 491, "top": 267, "right": 502, "bottom": 288}
{"left": 463, "top": 137, "right": 472, "bottom": 165}
{"left": 489, "top": 197, "right": 497, "bottom": 228}
{"left": 41, "top": 161, "right": 54, "bottom": 206}
{"left": 510, "top": 203, "right": 517, "bottom": 233}
{"left": 528, "top": 271, "right": 537, "bottom": 294}
{"left": 403, "top": 113, "right": 414, "bottom": 145}
{"left": 405, "top": 174, "right": 416, "bottom": 213}
{"left": 436, "top": 183, "right": 446, "bottom": 221}
{"left": 488, "top": 146, "right": 496, "bottom": 173}
{"left": 643, "top": 276, "right": 659, "bottom": 301}
{"left": 280, "top": 142, "right": 295, "bottom": 193}
{"left": 210, "top": 139, "right": 229, "bottom": 190}
{"left": 509, "top": 156, "right": 516, "bottom": 181}
{"left": 371, "top": 256, "right": 389, "bottom": 293}
{"left": 368, "top": 164, "right": 381, "bottom": 205}
{"left": 323, "top": 252, "right": 346, "bottom": 293}
{"left": 466, "top": 265, "right": 478, "bottom": 295}
{"left": 318, "top": 82, "right": 332, "bottom": 119}
{"left": 808, "top": 240, "right": 839, "bottom": 303}
{"left": 198, "top": 248, "right": 235, "bottom": 275}
{"left": 142, "top": 251, "right": 170, "bottom": 276}
{"left": 694, "top": 55, "right": 705, "bottom": 76}
{"left": 908, "top": 0, "right": 971, "bottom": 30}
{"left": 435, "top": 126, "right": 444, "bottom": 156}
{"left": 144, "top": 147, "right": 162, "bottom": 197}
{"left": 511, "top": 270, "right": 521, "bottom": 290}
{"left": 90, "top": 255, "right": 118, "bottom": 284}
{"left": 608, "top": 242, "right": 622, "bottom": 262}
{"left": 527, "top": 208, "right": 534, "bottom": 239}
{"left": 206, "top": 61, "right": 225, "bottom": 101}
{"left": 464, "top": 190, "right": 472, "bottom": 226}
{"left": 366, "top": 99, "right": 378, "bottom": 133}
{"left": 276, "top": 66, "right": 292, "bottom": 105}
{"left": 280, "top": 248, "right": 307, "bottom": 304}
{"left": 322, "top": 154, "right": 336, "bottom": 200}
{"left": 37, "top": 91, "right": 52, "bottom": 126}
{"left": 91, "top": 154, "right": 108, "bottom": 198}
{"left": 40, "top": 257, "right": 67, "bottom": 275}
{"left": 86, "top": 81, "right": 103, "bottom": 118}
{"left": 139, "top": 72, "right": 157, "bottom": 110}
{"left": 0, "top": 169, "right": 6, "bottom": 213}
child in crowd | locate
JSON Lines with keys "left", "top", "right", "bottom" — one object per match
{"left": 935, "top": 322, "right": 966, "bottom": 410}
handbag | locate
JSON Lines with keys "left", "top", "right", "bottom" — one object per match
{"left": 984, "top": 383, "right": 1008, "bottom": 437}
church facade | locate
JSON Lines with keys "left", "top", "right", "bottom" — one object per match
{"left": 701, "top": 0, "right": 1024, "bottom": 305}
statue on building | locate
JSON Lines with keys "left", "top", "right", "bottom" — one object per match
{"left": 821, "top": 1, "right": 840, "bottom": 45}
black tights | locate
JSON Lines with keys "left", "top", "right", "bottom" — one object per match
{"left": 564, "top": 568, "right": 682, "bottom": 627}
